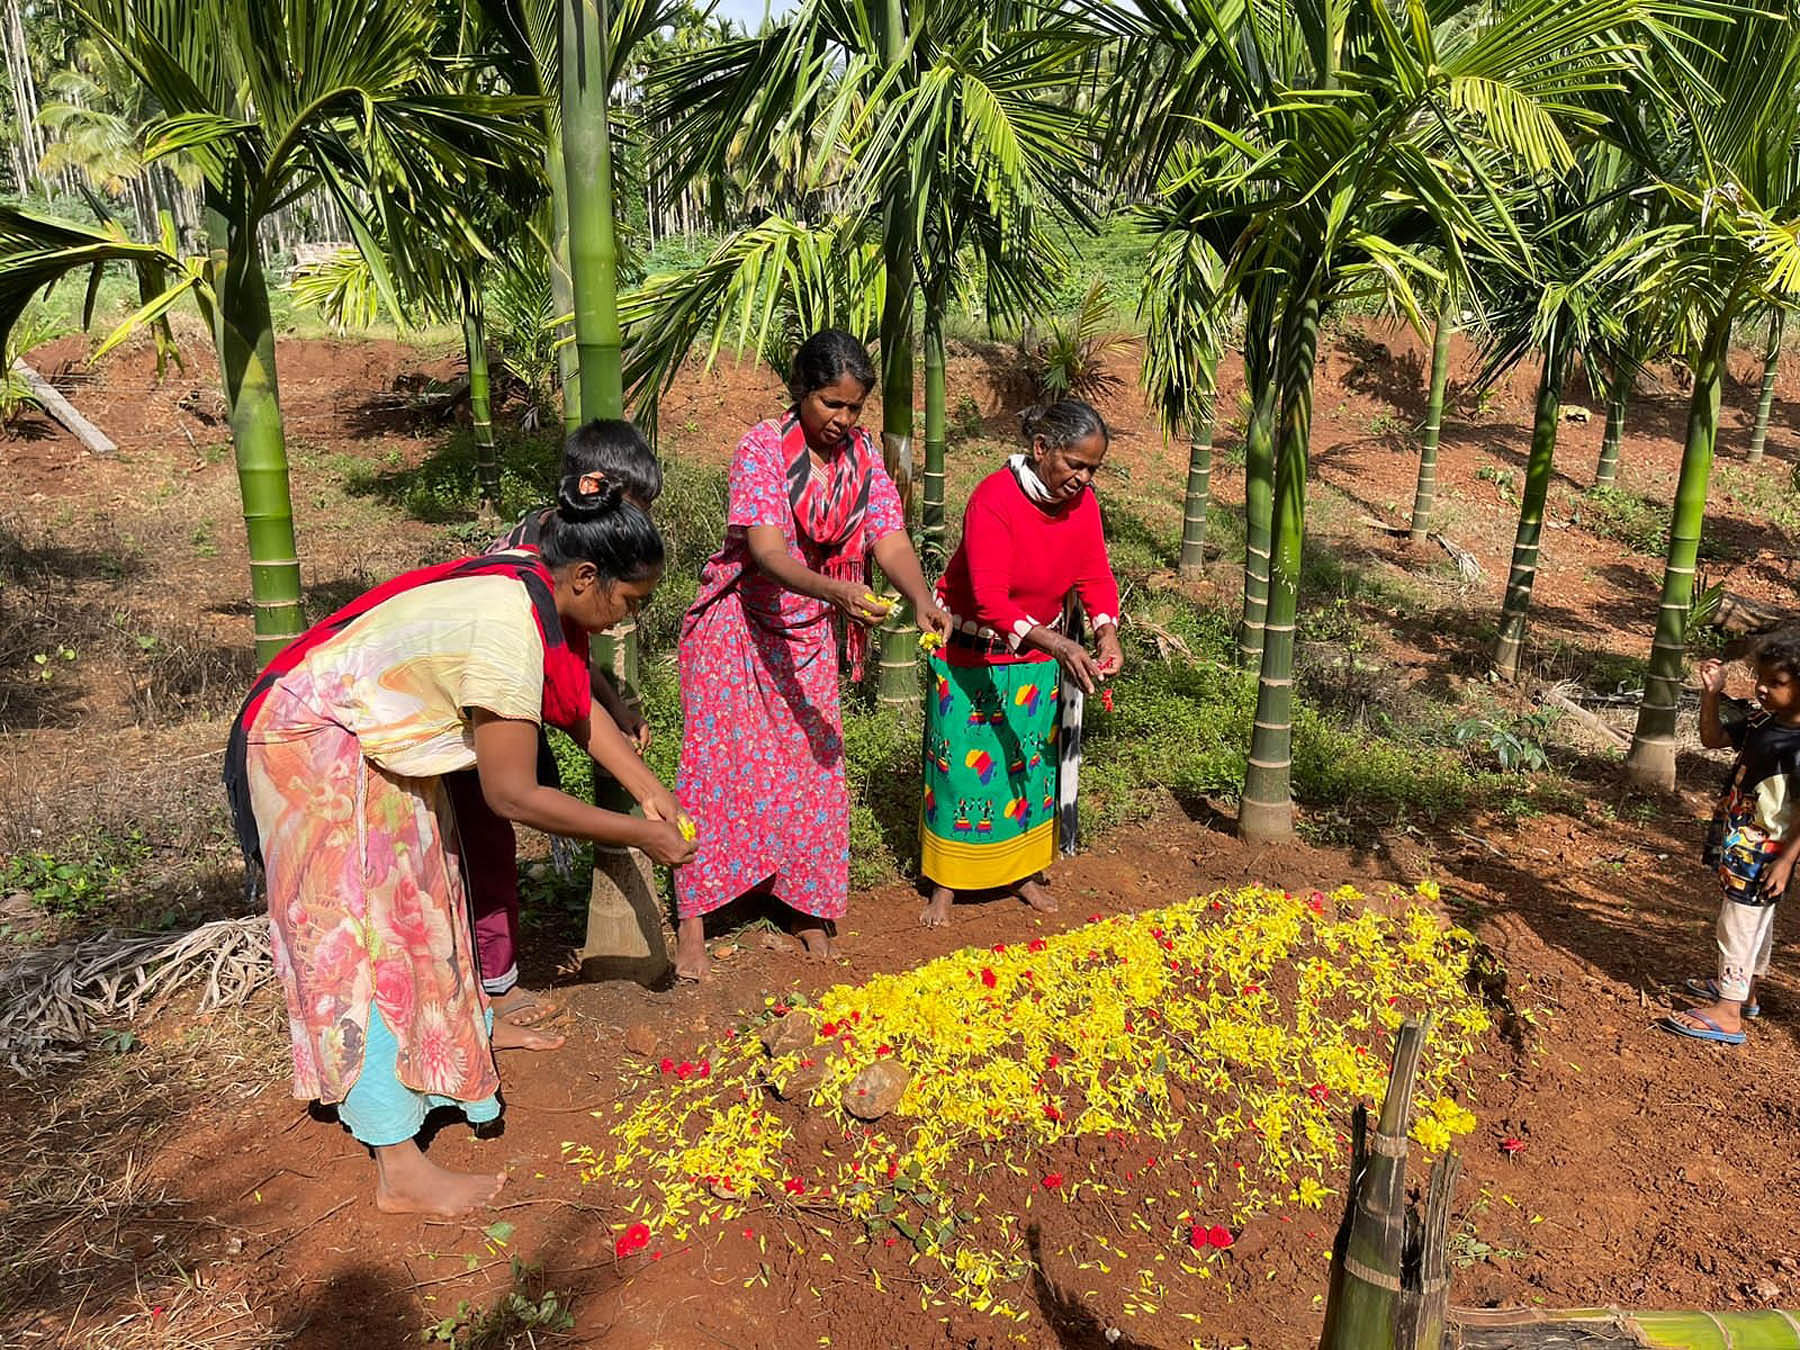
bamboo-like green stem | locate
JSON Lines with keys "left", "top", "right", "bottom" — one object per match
{"left": 1177, "top": 349, "right": 1220, "bottom": 580}
{"left": 462, "top": 277, "right": 500, "bottom": 514}
{"left": 1408, "top": 313, "right": 1453, "bottom": 542}
{"left": 207, "top": 188, "right": 304, "bottom": 666}
{"left": 1747, "top": 309, "right": 1784, "bottom": 465}
{"left": 1595, "top": 361, "right": 1631, "bottom": 488}
{"left": 562, "top": 0, "right": 622, "bottom": 421}
{"left": 1628, "top": 313, "right": 1732, "bottom": 789}
{"left": 1238, "top": 288, "right": 1278, "bottom": 668}
{"left": 543, "top": 121, "right": 581, "bottom": 433}
{"left": 873, "top": 0, "right": 917, "bottom": 707}
{"left": 921, "top": 301, "right": 947, "bottom": 570}
{"left": 1239, "top": 289, "right": 1319, "bottom": 845}
{"left": 1493, "top": 330, "right": 1570, "bottom": 683}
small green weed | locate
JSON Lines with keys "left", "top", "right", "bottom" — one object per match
{"left": 950, "top": 394, "right": 985, "bottom": 442}
{"left": 1575, "top": 485, "right": 1666, "bottom": 555}
{"left": 3, "top": 830, "right": 150, "bottom": 918}
{"left": 420, "top": 1258, "right": 575, "bottom": 1348}
{"left": 1452, "top": 713, "right": 1554, "bottom": 774}
{"left": 1475, "top": 463, "right": 1517, "bottom": 503}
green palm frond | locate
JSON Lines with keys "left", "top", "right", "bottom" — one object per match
{"left": 619, "top": 214, "right": 885, "bottom": 434}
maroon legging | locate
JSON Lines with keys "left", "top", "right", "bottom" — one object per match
{"left": 446, "top": 768, "right": 522, "bottom": 996}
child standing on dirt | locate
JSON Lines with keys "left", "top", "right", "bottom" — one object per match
{"left": 1663, "top": 630, "right": 1800, "bottom": 1046}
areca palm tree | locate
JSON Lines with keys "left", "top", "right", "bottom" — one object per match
{"left": 1098, "top": 0, "right": 1671, "bottom": 843}
{"left": 0, "top": 0, "right": 535, "bottom": 664}
{"left": 1747, "top": 308, "right": 1787, "bottom": 464}
{"left": 1475, "top": 158, "right": 1656, "bottom": 682}
{"left": 1624, "top": 9, "right": 1800, "bottom": 789}
{"left": 643, "top": 0, "right": 1096, "bottom": 702}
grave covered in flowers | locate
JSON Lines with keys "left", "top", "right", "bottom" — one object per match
{"left": 567, "top": 882, "right": 1490, "bottom": 1322}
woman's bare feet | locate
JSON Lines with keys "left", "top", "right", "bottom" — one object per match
{"left": 1018, "top": 877, "right": 1058, "bottom": 914}
{"left": 793, "top": 919, "right": 836, "bottom": 961}
{"left": 490, "top": 1019, "right": 564, "bottom": 1052}
{"left": 373, "top": 1142, "right": 506, "bottom": 1216}
{"left": 920, "top": 887, "right": 954, "bottom": 928}
{"left": 674, "top": 916, "right": 711, "bottom": 983}
{"left": 492, "top": 986, "right": 563, "bottom": 1028}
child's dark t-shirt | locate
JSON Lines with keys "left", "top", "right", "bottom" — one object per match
{"left": 1708, "top": 704, "right": 1800, "bottom": 903}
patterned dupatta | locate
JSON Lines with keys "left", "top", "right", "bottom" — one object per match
{"left": 780, "top": 413, "right": 876, "bottom": 677}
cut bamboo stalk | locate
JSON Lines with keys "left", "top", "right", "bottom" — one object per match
{"left": 12, "top": 359, "right": 116, "bottom": 455}
{"left": 1322, "top": 1016, "right": 1461, "bottom": 1350}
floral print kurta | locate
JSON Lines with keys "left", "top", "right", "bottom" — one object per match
{"left": 674, "top": 419, "right": 904, "bottom": 921}
{"left": 245, "top": 575, "right": 547, "bottom": 1106}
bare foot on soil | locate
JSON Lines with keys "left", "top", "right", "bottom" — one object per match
{"left": 374, "top": 1143, "right": 506, "bottom": 1217}
{"left": 675, "top": 917, "right": 711, "bottom": 983}
{"left": 794, "top": 922, "right": 836, "bottom": 961}
{"left": 492, "top": 987, "right": 563, "bottom": 1028}
{"left": 490, "top": 1019, "right": 564, "bottom": 1052}
{"left": 1018, "top": 878, "right": 1058, "bottom": 914}
{"left": 920, "top": 887, "right": 954, "bottom": 928}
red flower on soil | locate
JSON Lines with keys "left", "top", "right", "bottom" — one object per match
{"left": 887, "top": 1161, "right": 900, "bottom": 1180}
{"left": 676, "top": 1061, "right": 696, "bottom": 1080}
{"left": 1042, "top": 1172, "right": 1064, "bottom": 1189}
{"left": 1307, "top": 1084, "right": 1330, "bottom": 1104}
{"left": 1028, "top": 938, "right": 1047, "bottom": 953}
{"left": 820, "top": 1022, "right": 838, "bottom": 1037}
{"left": 658, "top": 1058, "right": 674, "bottom": 1074}
{"left": 1047, "top": 1054, "right": 1062, "bottom": 1069}
{"left": 699, "top": 1059, "right": 712, "bottom": 1078}
{"left": 1206, "top": 1225, "right": 1234, "bottom": 1249}
{"left": 1044, "top": 1104, "right": 1063, "bottom": 1122}
{"left": 992, "top": 942, "right": 1007, "bottom": 953}
{"left": 876, "top": 1044, "right": 894, "bottom": 1057}
{"left": 784, "top": 1177, "right": 806, "bottom": 1195}
{"left": 1500, "top": 1136, "right": 1527, "bottom": 1156}
{"left": 615, "top": 1222, "right": 652, "bottom": 1258}
{"left": 1187, "top": 1224, "right": 1207, "bottom": 1251}
{"left": 980, "top": 968, "right": 998, "bottom": 989}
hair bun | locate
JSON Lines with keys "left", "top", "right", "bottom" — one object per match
{"left": 557, "top": 471, "right": 626, "bottom": 521}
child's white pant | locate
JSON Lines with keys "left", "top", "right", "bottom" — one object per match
{"left": 1717, "top": 899, "right": 1780, "bottom": 1002}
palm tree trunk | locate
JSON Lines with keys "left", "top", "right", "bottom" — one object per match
{"left": 562, "top": 0, "right": 622, "bottom": 420}
{"left": 1176, "top": 370, "right": 1219, "bottom": 580}
{"left": 874, "top": 189, "right": 918, "bottom": 706}
{"left": 1595, "top": 360, "right": 1631, "bottom": 488}
{"left": 1408, "top": 312, "right": 1453, "bottom": 542}
{"left": 462, "top": 276, "right": 500, "bottom": 515}
{"left": 1492, "top": 330, "right": 1570, "bottom": 683}
{"left": 207, "top": 190, "right": 304, "bottom": 665}
{"left": 921, "top": 301, "right": 947, "bottom": 570}
{"left": 1239, "top": 289, "right": 1319, "bottom": 845}
{"left": 543, "top": 121, "right": 582, "bottom": 433}
{"left": 1627, "top": 313, "right": 1732, "bottom": 790}
{"left": 1238, "top": 287, "right": 1278, "bottom": 667}
{"left": 1748, "top": 310, "right": 1784, "bottom": 465}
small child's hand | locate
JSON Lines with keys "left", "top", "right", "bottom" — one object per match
{"left": 1697, "top": 659, "right": 1727, "bottom": 695}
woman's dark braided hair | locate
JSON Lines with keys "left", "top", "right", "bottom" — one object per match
{"left": 789, "top": 328, "right": 876, "bottom": 403}
{"left": 539, "top": 472, "right": 664, "bottom": 580}
{"left": 1020, "top": 399, "right": 1110, "bottom": 450}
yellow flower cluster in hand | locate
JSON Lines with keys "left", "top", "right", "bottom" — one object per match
{"left": 567, "top": 883, "right": 1490, "bottom": 1321}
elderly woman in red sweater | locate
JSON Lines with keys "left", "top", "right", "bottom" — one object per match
{"left": 919, "top": 400, "right": 1123, "bottom": 927}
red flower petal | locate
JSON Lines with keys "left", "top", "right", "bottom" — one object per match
{"left": 1500, "top": 1136, "right": 1526, "bottom": 1155}
{"left": 980, "top": 968, "right": 997, "bottom": 989}
{"left": 615, "top": 1222, "right": 652, "bottom": 1257}
{"left": 1041, "top": 1172, "right": 1063, "bottom": 1189}
{"left": 1188, "top": 1224, "right": 1206, "bottom": 1250}
{"left": 1028, "top": 938, "right": 1047, "bottom": 953}
{"left": 1207, "top": 1225, "right": 1234, "bottom": 1249}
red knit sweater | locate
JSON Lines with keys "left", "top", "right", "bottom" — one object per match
{"left": 934, "top": 466, "right": 1121, "bottom": 665}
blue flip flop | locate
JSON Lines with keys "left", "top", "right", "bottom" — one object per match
{"left": 1660, "top": 1010, "right": 1747, "bottom": 1045}
{"left": 1683, "top": 977, "right": 1761, "bottom": 1019}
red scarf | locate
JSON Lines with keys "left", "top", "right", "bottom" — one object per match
{"left": 781, "top": 414, "right": 876, "bottom": 676}
{"left": 223, "top": 553, "right": 591, "bottom": 890}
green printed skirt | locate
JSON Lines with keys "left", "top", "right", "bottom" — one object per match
{"left": 920, "top": 653, "right": 1060, "bottom": 890}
